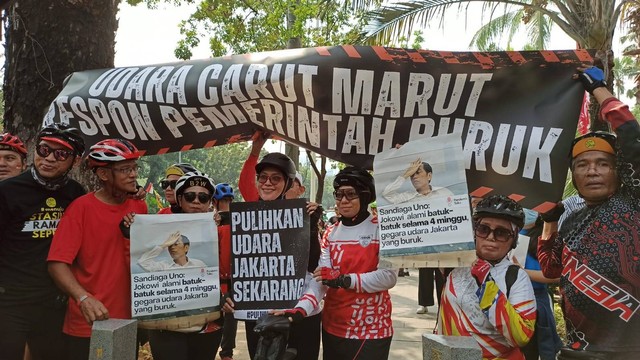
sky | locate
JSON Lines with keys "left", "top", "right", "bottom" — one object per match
{"left": 115, "top": 1, "right": 580, "bottom": 67}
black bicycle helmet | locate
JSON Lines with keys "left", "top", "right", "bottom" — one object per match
{"left": 473, "top": 195, "right": 525, "bottom": 229}
{"left": 214, "top": 183, "right": 235, "bottom": 200}
{"left": 38, "top": 124, "right": 86, "bottom": 156}
{"left": 333, "top": 166, "right": 376, "bottom": 202}
{"left": 255, "top": 152, "right": 297, "bottom": 180}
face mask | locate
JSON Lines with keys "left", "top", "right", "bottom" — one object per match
{"left": 523, "top": 208, "right": 538, "bottom": 227}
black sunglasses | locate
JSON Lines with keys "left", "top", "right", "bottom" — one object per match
{"left": 36, "top": 144, "right": 74, "bottom": 161}
{"left": 257, "top": 173, "right": 284, "bottom": 185}
{"left": 333, "top": 189, "right": 360, "bottom": 201}
{"left": 182, "top": 191, "right": 211, "bottom": 203}
{"left": 474, "top": 223, "right": 514, "bottom": 243}
{"left": 160, "top": 179, "right": 178, "bottom": 189}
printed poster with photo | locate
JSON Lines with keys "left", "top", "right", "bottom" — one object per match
{"left": 230, "top": 198, "right": 310, "bottom": 321}
{"left": 374, "top": 133, "right": 474, "bottom": 258}
{"left": 130, "top": 213, "right": 220, "bottom": 328}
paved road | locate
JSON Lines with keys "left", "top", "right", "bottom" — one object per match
{"left": 218, "top": 273, "right": 435, "bottom": 360}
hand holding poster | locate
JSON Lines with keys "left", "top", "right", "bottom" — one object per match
{"left": 130, "top": 213, "right": 220, "bottom": 330}
{"left": 374, "top": 133, "right": 475, "bottom": 263}
{"left": 230, "top": 199, "right": 310, "bottom": 320}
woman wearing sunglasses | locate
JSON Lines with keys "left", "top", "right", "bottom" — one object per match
{"left": 157, "top": 163, "right": 198, "bottom": 214}
{"left": 277, "top": 166, "right": 397, "bottom": 360}
{"left": 143, "top": 170, "right": 226, "bottom": 360}
{"left": 438, "top": 195, "right": 536, "bottom": 360}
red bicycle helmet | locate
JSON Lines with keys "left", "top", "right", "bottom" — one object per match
{"left": 87, "top": 138, "right": 141, "bottom": 169}
{"left": 0, "top": 133, "right": 27, "bottom": 157}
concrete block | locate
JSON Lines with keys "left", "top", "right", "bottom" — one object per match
{"left": 89, "top": 318, "right": 138, "bottom": 360}
{"left": 422, "top": 334, "right": 482, "bottom": 360}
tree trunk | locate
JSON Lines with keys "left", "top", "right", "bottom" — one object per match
{"left": 283, "top": 0, "right": 302, "bottom": 170}
{"left": 306, "top": 150, "right": 326, "bottom": 204}
{"left": 4, "top": 0, "right": 119, "bottom": 190}
{"left": 588, "top": 49, "right": 616, "bottom": 132}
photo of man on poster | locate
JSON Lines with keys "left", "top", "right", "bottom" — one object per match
{"left": 373, "top": 134, "right": 474, "bottom": 257}
{"left": 137, "top": 230, "right": 207, "bottom": 272}
{"left": 382, "top": 158, "right": 454, "bottom": 204}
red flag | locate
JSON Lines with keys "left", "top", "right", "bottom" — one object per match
{"left": 154, "top": 189, "right": 166, "bottom": 209}
{"left": 578, "top": 93, "right": 590, "bottom": 135}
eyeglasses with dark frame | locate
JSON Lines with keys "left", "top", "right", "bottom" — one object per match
{"left": 474, "top": 223, "right": 514, "bottom": 243}
{"left": 109, "top": 164, "right": 139, "bottom": 176}
{"left": 182, "top": 191, "right": 211, "bottom": 203}
{"left": 257, "top": 173, "right": 284, "bottom": 185}
{"left": 160, "top": 179, "right": 178, "bottom": 189}
{"left": 333, "top": 189, "right": 360, "bottom": 201}
{"left": 36, "top": 144, "right": 74, "bottom": 161}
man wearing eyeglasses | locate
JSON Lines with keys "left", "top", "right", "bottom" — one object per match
{"left": 382, "top": 158, "right": 453, "bottom": 204}
{"left": 537, "top": 66, "right": 640, "bottom": 359}
{"left": 0, "top": 125, "right": 86, "bottom": 360}
{"left": 47, "top": 138, "right": 147, "bottom": 359}
{"left": 439, "top": 195, "right": 536, "bottom": 360}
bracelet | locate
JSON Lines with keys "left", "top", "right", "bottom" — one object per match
{"left": 77, "top": 294, "right": 89, "bottom": 306}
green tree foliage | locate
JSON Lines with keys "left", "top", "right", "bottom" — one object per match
{"left": 469, "top": 8, "right": 552, "bottom": 51}
{"left": 363, "top": 0, "right": 625, "bottom": 132}
{"left": 139, "top": 142, "right": 258, "bottom": 211}
{"left": 365, "top": 1, "right": 624, "bottom": 52}
{"left": 613, "top": 55, "right": 638, "bottom": 99}
{"left": 167, "top": 0, "right": 374, "bottom": 59}
{"left": 129, "top": 0, "right": 376, "bottom": 206}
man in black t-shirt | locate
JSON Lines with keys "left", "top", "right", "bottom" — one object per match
{"left": 0, "top": 124, "right": 85, "bottom": 360}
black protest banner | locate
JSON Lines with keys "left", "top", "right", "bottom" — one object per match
{"left": 229, "top": 198, "right": 309, "bottom": 319}
{"left": 45, "top": 46, "right": 592, "bottom": 210}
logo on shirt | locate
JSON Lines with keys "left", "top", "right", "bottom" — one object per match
{"left": 46, "top": 197, "right": 56, "bottom": 207}
{"left": 359, "top": 234, "right": 372, "bottom": 247}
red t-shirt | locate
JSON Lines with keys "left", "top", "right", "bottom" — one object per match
{"left": 218, "top": 222, "right": 231, "bottom": 294}
{"left": 48, "top": 193, "right": 147, "bottom": 337}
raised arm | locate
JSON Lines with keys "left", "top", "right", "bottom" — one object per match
{"left": 239, "top": 131, "right": 268, "bottom": 201}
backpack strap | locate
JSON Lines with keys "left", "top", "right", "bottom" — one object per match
{"left": 505, "top": 264, "right": 520, "bottom": 298}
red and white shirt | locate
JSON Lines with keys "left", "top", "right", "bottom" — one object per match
{"left": 296, "top": 215, "right": 397, "bottom": 339}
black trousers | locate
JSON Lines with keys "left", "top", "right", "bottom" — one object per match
{"left": 0, "top": 301, "right": 66, "bottom": 360}
{"left": 148, "top": 328, "right": 223, "bottom": 360}
{"left": 219, "top": 312, "right": 238, "bottom": 357}
{"left": 64, "top": 335, "right": 90, "bottom": 360}
{"left": 245, "top": 320, "right": 259, "bottom": 359}
{"left": 288, "top": 312, "right": 322, "bottom": 360}
{"left": 418, "top": 268, "right": 450, "bottom": 307}
{"left": 64, "top": 328, "right": 148, "bottom": 360}
{"left": 321, "top": 330, "right": 391, "bottom": 360}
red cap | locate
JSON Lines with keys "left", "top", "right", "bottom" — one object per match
{"left": 40, "top": 136, "right": 74, "bottom": 151}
